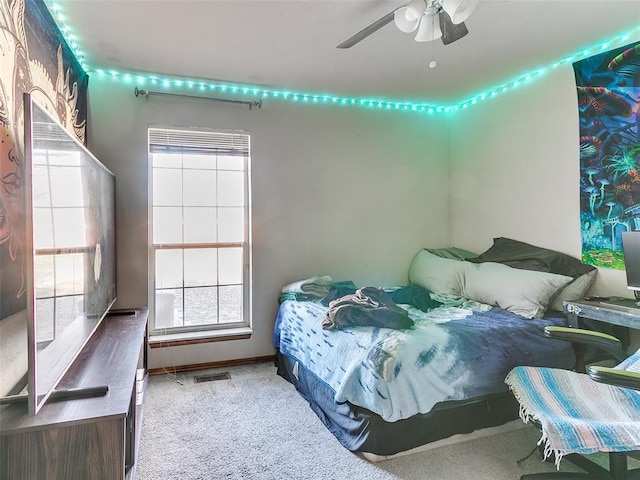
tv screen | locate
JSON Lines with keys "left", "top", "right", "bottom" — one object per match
{"left": 24, "top": 93, "right": 116, "bottom": 414}
{"left": 622, "top": 231, "right": 640, "bottom": 293}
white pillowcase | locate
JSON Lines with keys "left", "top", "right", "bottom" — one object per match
{"left": 461, "top": 262, "right": 573, "bottom": 318}
{"left": 408, "top": 250, "right": 573, "bottom": 318}
{"left": 408, "top": 250, "right": 467, "bottom": 298}
{"left": 549, "top": 269, "right": 597, "bottom": 312}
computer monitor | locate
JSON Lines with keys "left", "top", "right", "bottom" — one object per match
{"left": 622, "top": 231, "right": 640, "bottom": 298}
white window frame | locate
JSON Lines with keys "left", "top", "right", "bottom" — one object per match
{"left": 147, "top": 126, "right": 251, "bottom": 338}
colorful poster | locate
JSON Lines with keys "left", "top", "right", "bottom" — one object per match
{"left": 574, "top": 41, "right": 640, "bottom": 269}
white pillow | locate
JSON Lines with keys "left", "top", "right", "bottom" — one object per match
{"left": 408, "top": 250, "right": 467, "bottom": 298}
{"left": 549, "top": 269, "right": 598, "bottom": 312}
{"left": 461, "top": 262, "right": 573, "bottom": 318}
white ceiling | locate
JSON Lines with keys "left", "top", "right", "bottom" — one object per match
{"left": 59, "top": 0, "right": 640, "bottom": 104}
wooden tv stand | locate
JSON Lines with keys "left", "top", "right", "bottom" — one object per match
{"left": 0, "top": 308, "right": 148, "bottom": 480}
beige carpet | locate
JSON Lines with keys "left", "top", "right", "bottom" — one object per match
{"left": 136, "top": 361, "right": 589, "bottom": 480}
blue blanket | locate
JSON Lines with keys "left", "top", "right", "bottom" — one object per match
{"left": 274, "top": 294, "right": 575, "bottom": 422}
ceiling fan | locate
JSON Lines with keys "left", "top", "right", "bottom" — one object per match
{"left": 337, "top": 0, "right": 479, "bottom": 49}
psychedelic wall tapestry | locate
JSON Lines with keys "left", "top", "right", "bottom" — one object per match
{"left": 574, "top": 41, "right": 640, "bottom": 269}
{"left": 0, "top": 0, "right": 88, "bottom": 319}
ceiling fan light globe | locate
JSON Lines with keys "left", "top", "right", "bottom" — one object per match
{"left": 404, "top": 9, "right": 420, "bottom": 21}
{"left": 404, "top": 0, "right": 426, "bottom": 20}
{"left": 414, "top": 13, "right": 442, "bottom": 42}
{"left": 394, "top": 7, "right": 420, "bottom": 33}
{"left": 441, "top": 0, "right": 478, "bottom": 24}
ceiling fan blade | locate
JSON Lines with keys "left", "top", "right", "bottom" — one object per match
{"left": 439, "top": 11, "right": 468, "bottom": 45}
{"left": 337, "top": 9, "right": 396, "bottom": 49}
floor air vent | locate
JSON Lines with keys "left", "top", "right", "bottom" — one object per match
{"left": 194, "top": 372, "right": 231, "bottom": 383}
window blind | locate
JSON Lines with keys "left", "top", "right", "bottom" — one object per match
{"left": 148, "top": 127, "right": 249, "bottom": 155}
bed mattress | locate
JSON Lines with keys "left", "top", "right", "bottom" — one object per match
{"left": 275, "top": 350, "right": 523, "bottom": 456}
{"left": 274, "top": 290, "right": 576, "bottom": 455}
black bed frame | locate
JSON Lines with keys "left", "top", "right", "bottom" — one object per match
{"left": 275, "top": 350, "right": 520, "bottom": 456}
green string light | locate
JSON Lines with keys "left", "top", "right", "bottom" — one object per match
{"left": 44, "top": 0, "right": 640, "bottom": 115}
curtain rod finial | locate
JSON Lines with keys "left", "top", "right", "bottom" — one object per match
{"left": 134, "top": 87, "right": 149, "bottom": 98}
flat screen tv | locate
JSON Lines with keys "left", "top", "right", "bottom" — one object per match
{"left": 22, "top": 93, "right": 116, "bottom": 414}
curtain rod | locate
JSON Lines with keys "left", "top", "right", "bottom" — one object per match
{"left": 134, "top": 87, "right": 262, "bottom": 110}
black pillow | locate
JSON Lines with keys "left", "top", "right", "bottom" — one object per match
{"left": 467, "top": 237, "right": 595, "bottom": 278}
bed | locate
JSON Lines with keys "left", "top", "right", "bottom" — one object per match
{"left": 273, "top": 238, "right": 599, "bottom": 457}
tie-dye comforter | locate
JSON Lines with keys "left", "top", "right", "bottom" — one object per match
{"left": 274, "top": 295, "right": 575, "bottom": 422}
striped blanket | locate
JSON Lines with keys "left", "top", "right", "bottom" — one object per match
{"left": 505, "top": 349, "right": 640, "bottom": 468}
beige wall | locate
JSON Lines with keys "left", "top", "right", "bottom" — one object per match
{"left": 89, "top": 32, "right": 640, "bottom": 369}
{"left": 87, "top": 77, "right": 450, "bottom": 369}
{"left": 448, "top": 63, "right": 632, "bottom": 298}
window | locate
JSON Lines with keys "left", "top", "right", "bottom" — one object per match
{"left": 148, "top": 127, "right": 251, "bottom": 336}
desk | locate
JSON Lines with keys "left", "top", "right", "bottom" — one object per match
{"left": 563, "top": 299, "right": 640, "bottom": 330}
{"left": 562, "top": 299, "right": 638, "bottom": 371}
